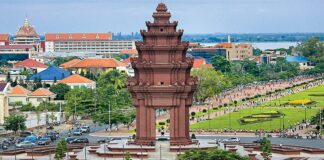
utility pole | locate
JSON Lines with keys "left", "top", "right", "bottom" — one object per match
{"left": 74, "top": 94, "right": 77, "bottom": 122}
{"left": 109, "top": 101, "right": 111, "bottom": 134}
{"left": 320, "top": 108, "right": 322, "bottom": 134}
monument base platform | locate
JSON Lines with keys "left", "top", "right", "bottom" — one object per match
{"left": 170, "top": 138, "right": 197, "bottom": 146}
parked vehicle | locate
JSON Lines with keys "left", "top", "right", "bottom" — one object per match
{"left": 25, "top": 135, "right": 38, "bottom": 143}
{"left": 65, "top": 137, "right": 76, "bottom": 144}
{"left": 97, "top": 138, "right": 114, "bottom": 143}
{"left": 72, "top": 138, "right": 89, "bottom": 144}
{"left": 73, "top": 129, "right": 82, "bottom": 136}
{"left": 253, "top": 139, "right": 262, "bottom": 143}
{"left": 222, "top": 137, "right": 240, "bottom": 143}
{"left": 45, "top": 134, "right": 56, "bottom": 141}
{"left": 16, "top": 141, "right": 35, "bottom": 148}
{"left": 80, "top": 126, "right": 90, "bottom": 133}
{"left": 20, "top": 131, "right": 32, "bottom": 138}
{"left": 37, "top": 137, "right": 51, "bottom": 145}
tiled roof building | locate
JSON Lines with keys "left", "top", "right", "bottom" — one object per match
{"left": 29, "top": 66, "right": 71, "bottom": 81}
{"left": 62, "top": 58, "right": 127, "bottom": 75}
{"left": 58, "top": 74, "right": 96, "bottom": 89}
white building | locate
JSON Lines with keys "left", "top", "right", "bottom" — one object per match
{"left": 45, "top": 33, "right": 135, "bottom": 54}
{"left": 0, "top": 82, "right": 10, "bottom": 124}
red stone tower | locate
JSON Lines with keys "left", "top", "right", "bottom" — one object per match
{"left": 127, "top": 3, "right": 198, "bottom": 146}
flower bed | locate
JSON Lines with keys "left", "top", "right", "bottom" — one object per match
{"left": 288, "top": 99, "right": 313, "bottom": 105}
{"left": 240, "top": 111, "right": 283, "bottom": 124}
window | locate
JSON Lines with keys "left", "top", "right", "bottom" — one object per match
{"left": 160, "top": 28, "right": 164, "bottom": 32}
{"left": 159, "top": 82, "right": 164, "bottom": 85}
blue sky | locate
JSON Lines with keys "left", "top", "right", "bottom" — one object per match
{"left": 1, "top": 0, "right": 323, "bottom": 34}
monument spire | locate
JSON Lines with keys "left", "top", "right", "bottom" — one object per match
{"left": 127, "top": 3, "right": 197, "bottom": 146}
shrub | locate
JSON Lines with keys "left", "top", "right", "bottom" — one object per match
{"left": 260, "top": 137, "right": 272, "bottom": 160}
{"left": 191, "top": 133, "right": 196, "bottom": 139}
{"left": 158, "top": 122, "right": 166, "bottom": 126}
{"left": 202, "top": 109, "right": 207, "bottom": 113}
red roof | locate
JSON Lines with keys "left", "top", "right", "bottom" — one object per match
{"left": 14, "top": 59, "right": 47, "bottom": 68}
{"left": 29, "top": 88, "right": 55, "bottom": 97}
{"left": 45, "top": 33, "right": 112, "bottom": 41}
{"left": 193, "top": 58, "right": 212, "bottom": 69}
{"left": 58, "top": 74, "right": 94, "bottom": 84}
{"left": 0, "top": 45, "right": 34, "bottom": 50}
{"left": 9, "top": 85, "right": 31, "bottom": 96}
{"left": 215, "top": 42, "right": 233, "bottom": 48}
{"left": 122, "top": 57, "right": 131, "bottom": 64}
{"left": 120, "top": 49, "right": 138, "bottom": 55}
{"left": 59, "top": 59, "right": 82, "bottom": 69}
{"left": 69, "top": 58, "right": 126, "bottom": 68}
{"left": 0, "top": 34, "right": 9, "bottom": 41}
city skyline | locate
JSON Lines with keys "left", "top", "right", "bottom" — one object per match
{"left": 1, "top": 0, "right": 324, "bottom": 34}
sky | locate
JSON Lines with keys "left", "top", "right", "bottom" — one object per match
{"left": 0, "top": 0, "right": 323, "bottom": 34}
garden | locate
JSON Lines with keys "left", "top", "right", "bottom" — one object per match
{"left": 190, "top": 107, "right": 320, "bottom": 132}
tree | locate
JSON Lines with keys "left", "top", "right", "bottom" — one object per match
{"left": 50, "top": 83, "right": 71, "bottom": 100}
{"left": 97, "top": 70, "right": 128, "bottom": 90}
{"left": 54, "top": 138, "right": 68, "bottom": 160}
{"left": 4, "top": 115, "right": 27, "bottom": 134}
{"left": 178, "top": 148, "right": 249, "bottom": 160}
{"left": 211, "top": 55, "right": 231, "bottom": 73}
{"left": 260, "top": 137, "right": 272, "bottom": 160}
{"left": 192, "top": 68, "right": 232, "bottom": 103}
{"left": 6, "top": 72, "right": 11, "bottom": 83}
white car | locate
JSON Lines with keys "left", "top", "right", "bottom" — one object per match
{"left": 80, "top": 126, "right": 90, "bottom": 133}
{"left": 16, "top": 141, "right": 36, "bottom": 148}
{"left": 222, "top": 137, "right": 240, "bottom": 142}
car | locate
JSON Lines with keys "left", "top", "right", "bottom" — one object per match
{"left": 112, "top": 137, "right": 122, "bottom": 141}
{"left": 16, "top": 141, "right": 36, "bottom": 148}
{"left": 253, "top": 139, "right": 262, "bottom": 143}
{"left": 73, "top": 129, "right": 82, "bottom": 136}
{"left": 20, "top": 131, "right": 32, "bottom": 138}
{"left": 72, "top": 138, "right": 89, "bottom": 144}
{"left": 80, "top": 126, "right": 90, "bottom": 133}
{"left": 65, "top": 137, "right": 76, "bottom": 144}
{"left": 222, "top": 137, "right": 240, "bottom": 143}
{"left": 37, "top": 137, "right": 51, "bottom": 145}
{"left": 45, "top": 134, "right": 56, "bottom": 141}
{"left": 97, "top": 138, "right": 114, "bottom": 143}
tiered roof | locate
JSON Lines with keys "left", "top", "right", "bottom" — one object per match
{"left": 16, "top": 17, "right": 38, "bottom": 37}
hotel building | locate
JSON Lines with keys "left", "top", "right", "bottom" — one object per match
{"left": 45, "top": 33, "right": 135, "bottom": 54}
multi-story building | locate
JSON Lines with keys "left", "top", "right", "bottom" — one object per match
{"left": 45, "top": 33, "right": 135, "bottom": 54}
{"left": 215, "top": 42, "right": 253, "bottom": 61}
{"left": 0, "top": 45, "right": 37, "bottom": 61}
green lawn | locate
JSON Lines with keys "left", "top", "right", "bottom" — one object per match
{"left": 261, "top": 85, "right": 324, "bottom": 107}
{"left": 191, "top": 107, "right": 320, "bottom": 131}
